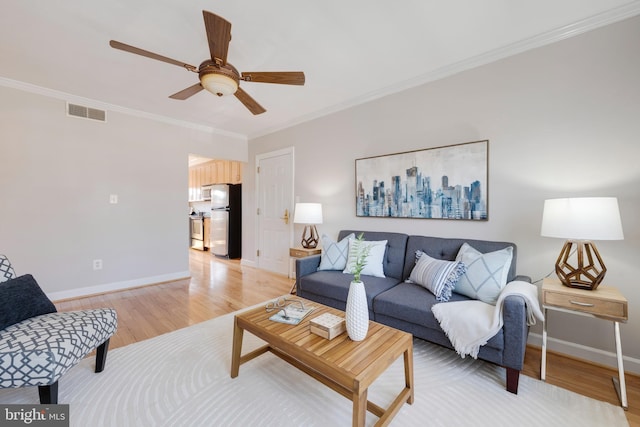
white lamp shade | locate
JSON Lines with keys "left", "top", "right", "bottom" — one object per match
{"left": 541, "top": 197, "right": 623, "bottom": 241}
{"left": 200, "top": 73, "right": 238, "bottom": 96}
{"left": 293, "top": 203, "right": 323, "bottom": 224}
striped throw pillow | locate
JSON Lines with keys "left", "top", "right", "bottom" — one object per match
{"left": 408, "top": 252, "right": 466, "bottom": 302}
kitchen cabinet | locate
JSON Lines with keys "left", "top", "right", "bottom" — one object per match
{"left": 204, "top": 164, "right": 213, "bottom": 187}
{"left": 188, "top": 168, "right": 199, "bottom": 201}
{"left": 204, "top": 217, "right": 211, "bottom": 249}
{"left": 214, "top": 160, "right": 228, "bottom": 184}
{"left": 229, "top": 161, "right": 242, "bottom": 184}
{"left": 189, "top": 160, "right": 243, "bottom": 201}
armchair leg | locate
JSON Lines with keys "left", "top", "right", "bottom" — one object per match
{"left": 35, "top": 339, "right": 110, "bottom": 404}
{"left": 38, "top": 381, "right": 58, "bottom": 404}
{"left": 95, "top": 338, "right": 111, "bottom": 373}
{"left": 506, "top": 367, "right": 520, "bottom": 394}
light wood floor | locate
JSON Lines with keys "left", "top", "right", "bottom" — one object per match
{"left": 55, "top": 249, "right": 638, "bottom": 426}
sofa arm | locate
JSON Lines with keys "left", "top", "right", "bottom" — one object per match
{"left": 513, "top": 275, "right": 532, "bottom": 283}
{"left": 295, "top": 255, "right": 321, "bottom": 290}
{"left": 501, "top": 295, "right": 529, "bottom": 371}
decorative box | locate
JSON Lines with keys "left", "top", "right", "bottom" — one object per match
{"left": 309, "top": 313, "right": 346, "bottom": 340}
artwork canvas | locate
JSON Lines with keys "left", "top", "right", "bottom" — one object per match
{"left": 355, "top": 140, "right": 488, "bottom": 220}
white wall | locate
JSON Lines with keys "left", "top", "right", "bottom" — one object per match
{"left": 245, "top": 16, "right": 640, "bottom": 371}
{"left": 0, "top": 85, "right": 247, "bottom": 299}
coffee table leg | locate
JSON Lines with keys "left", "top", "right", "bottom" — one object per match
{"left": 352, "top": 388, "right": 367, "bottom": 427}
{"left": 230, "top": 316, "right": 244, "bottom": 378}
{"left": 404, "top": 341, "right": 414, "bottom": 404}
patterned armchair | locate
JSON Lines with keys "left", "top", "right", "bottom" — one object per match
{"left": 0, "top": 255, "right": 117, "bottom": 403}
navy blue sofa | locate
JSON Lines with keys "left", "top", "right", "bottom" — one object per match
{"left": 295, "top": 230, "right": 532, "bottom": 394}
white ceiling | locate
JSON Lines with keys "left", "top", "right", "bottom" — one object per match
{"left": 2, "top": 1, "right": 639, "bottom": 140}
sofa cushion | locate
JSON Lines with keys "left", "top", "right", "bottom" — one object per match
{"left": 343, "top": 238, "right": 387, "bottom": 278}
{"left": 454, "top": 243, "right": 513, "bottom": 304}
{"left": 338, "top": 230, "right": 408, "bottom": 280}
{"left": 373, "top": 282, "right": 466, "bottom": 330}
{"left": 0, "top": 274, "right": 57, "bottom": 330}
{"left": 318, "top": 233, "right": 354, "bottom": 271}
{"left": 0, "top": 255, "right": 16, "bottom": 283}
{"left": 407, "top": 252, "right": 466, "bottom": 301}
{"left": 373, "top": 282, "right": 504, "bottom": 351}
{"left": 299, "top": 270, "right": 398, "bottom": 310}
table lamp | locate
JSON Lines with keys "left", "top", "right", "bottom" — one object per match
{"left": 540, "top": 197, "right": 623, "bottom": 290}
{"left": 293, "top": 203, "right": 323, "bottom": 249}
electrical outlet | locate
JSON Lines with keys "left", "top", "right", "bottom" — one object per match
{"left": 93, "top": 259, "right": 103, "bottom": 270}
{"left": 109, "top": 194, "right": 118, "bottom": 204}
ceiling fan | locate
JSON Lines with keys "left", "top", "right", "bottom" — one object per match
{"left": 109, "top": 10, "right": 305, "bottom": 115}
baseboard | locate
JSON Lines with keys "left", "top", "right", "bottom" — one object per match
{"left": 240, "top": 259, "right": 256, "bottom": 268}
{"left": 47, "top": 270, "right": 191, "bottom": 302}
{"left": 528, "top": 332, "right": 640, "bottom": 375}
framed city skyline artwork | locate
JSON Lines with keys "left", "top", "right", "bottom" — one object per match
{"left": 355, "top": 140, "right": 488, "bottom": 220}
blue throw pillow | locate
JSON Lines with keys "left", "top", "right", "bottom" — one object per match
{"left": 454, "top": 243, "right": 513, "bottom": 304}
{"left": 0, "top": 274, "right": 57, "bottom": 330}
{"left": 318, "top": 233, "right": 354, "bottom": 271}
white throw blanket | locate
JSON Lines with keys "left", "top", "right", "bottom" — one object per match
{"left": 431, "top": 280, "right": 544, "bottom": 359}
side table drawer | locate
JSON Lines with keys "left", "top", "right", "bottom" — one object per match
{"left": 289, "top": 248, "right": 321, "bottom": 258}
{"left": 543, "top": 291, "right": 627, "bottom": 320}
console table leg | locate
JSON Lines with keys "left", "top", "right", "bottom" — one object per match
{"left": 613, "top": 321, "right": 628, "bottom": 410}
{"left": 541, "top": 308, "right": 547, "bottom": 381}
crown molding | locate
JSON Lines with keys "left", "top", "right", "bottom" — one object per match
{"left": 2, "top": 1, "right": 639, "bottom": 142}
{"left": 0, "top": 76, "right": 247, "bottom": 141}
{"left": 249, "top": 1, "right": 640, "bottom": 140}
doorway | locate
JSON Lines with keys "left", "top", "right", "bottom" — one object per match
{"left": 256, "top": 148, "right": 294, "bottom": 275}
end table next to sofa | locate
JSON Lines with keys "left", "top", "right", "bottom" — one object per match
{"left": 289, "top": 247, "right": 321, "bottom": 294}
{"left": 541, "top": 277, "right": 628, "bottom": 409}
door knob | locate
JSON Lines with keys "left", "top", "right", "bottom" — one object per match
{"left": 281, "top": 209, "right": 289, "bottom": 225}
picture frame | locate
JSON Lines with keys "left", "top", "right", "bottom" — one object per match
{"left": 355, "top": 140, "right": 488, "bottom": 220}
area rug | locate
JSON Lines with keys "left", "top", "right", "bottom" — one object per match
{"left": 0, "top": 310, "right": 628, "bottom": 427}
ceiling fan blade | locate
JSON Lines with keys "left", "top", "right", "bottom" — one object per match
{"left": 169, "top": 83, "right": 204, "bottom": 100}
{"left": 234, "top": 87, "right": 266, "bottom": 115}
{"left": 203, "top": 11, "right": 232, "bottom": 65}
{"left": 109, "top": 40, "right": 197, "bottom": 72}
{"left": 241, "top": 72, "right": 305, "bottom": 85}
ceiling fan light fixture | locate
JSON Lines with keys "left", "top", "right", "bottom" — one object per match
{"left": 200, "top": 72, "right": 238, "bottom": 96}
{"left": 110, "top": 12, "right": 304, "bottom": 112}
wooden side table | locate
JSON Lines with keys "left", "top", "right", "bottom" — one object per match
{"left": 289, "top": 247, "right": 321, "bottom": 294}
{"left": 541, "top": 277, "right": 628, "bottom": 409}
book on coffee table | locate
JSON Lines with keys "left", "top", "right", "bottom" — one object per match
{"left": 269, "top": 306, "right": 315, "bottom": 325}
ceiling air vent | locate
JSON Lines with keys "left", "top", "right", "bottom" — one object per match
{"left": 67, "top": 103, "right": 106, "bottom": 122}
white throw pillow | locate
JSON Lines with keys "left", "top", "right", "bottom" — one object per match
{"left": 317, "top": 233, "right": 355, "bottom": 271}
{"left": 454, "top": 243, "right": 513, "bottom": 305}
{"left": 343, "top": 238, "right": 387, "bottom": 278}
{"left": 408, "top": 252, "right": 466, "bottom": 302}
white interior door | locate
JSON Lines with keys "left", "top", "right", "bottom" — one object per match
{"left": 256, "top": 148, "right": 293, "bottom": 275}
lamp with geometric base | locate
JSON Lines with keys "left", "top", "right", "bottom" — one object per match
{"left": 293, "top": 203, "right": 323, "bottom": 249}
{"left": 541, "top": 197, "right": 624, "bottom": 290}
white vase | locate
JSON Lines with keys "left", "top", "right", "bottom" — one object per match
{"left": 345, "top": 280, "right": 369, "bottom": 341}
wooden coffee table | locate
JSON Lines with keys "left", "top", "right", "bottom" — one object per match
{"left": 230, "top": 297, "right": 414, "bottom": 427}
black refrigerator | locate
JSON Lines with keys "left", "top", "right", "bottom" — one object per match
{"left": 209, "top": 184, "right": 242, "bottom": 258}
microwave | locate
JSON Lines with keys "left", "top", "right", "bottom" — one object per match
{"left": 201, "top": 185, "right": 213, "bottom": 201}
